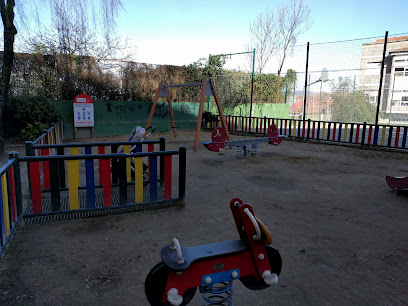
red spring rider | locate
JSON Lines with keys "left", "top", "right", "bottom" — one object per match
{"left": 144, "top": 197, "right": 283, "bottom": 305}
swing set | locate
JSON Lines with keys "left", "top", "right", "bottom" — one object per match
{"left": 144, "top": 78, "right": 230, "bottom": 150}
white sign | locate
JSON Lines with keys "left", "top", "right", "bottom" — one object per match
{"left": 73, "top": 94, "right": 94, "bottom": 127}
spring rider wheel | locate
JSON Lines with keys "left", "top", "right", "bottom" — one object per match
{"left": 145, "top": 262, "right": 197, "bottom": 306}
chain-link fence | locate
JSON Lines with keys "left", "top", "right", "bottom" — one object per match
{"left": 281, "top": 32, "right": 408, "bottom": 125}
{"left": 213, "top": 32, "right": 408, "bottom": 126}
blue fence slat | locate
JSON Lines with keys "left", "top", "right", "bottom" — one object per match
{"left": 85, "top": 146, "right": 95, "bottom": 208}
{"left": 0, "top": 181, "right": 4, "bottom": 246}
{"left": 373, "top": 126, "right": 379, "bottom": 146}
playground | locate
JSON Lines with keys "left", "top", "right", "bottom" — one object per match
{"left": 0, "top": 129, "right": 408, "bottom": 305}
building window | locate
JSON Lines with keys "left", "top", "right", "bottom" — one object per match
{"left": 395, "top": 67, "right": 404, "bottom": 77}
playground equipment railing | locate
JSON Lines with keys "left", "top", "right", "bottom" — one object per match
{"left": 226, "top": 115, "right": 408, "bottom": 150}
{"left": 1, "top": 138, "right": 186, "bottom": 258}
{"left": 31, "top": 120, "right": 64, "bottom": 150}
{"left": 0, "top": 152, "right": 23, "bottom": 258}
{"left": 25, "top": 137, "right": 166, "bottom": 187}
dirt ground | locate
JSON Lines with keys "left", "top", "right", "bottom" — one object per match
{"left": 0, "top": 130, "right": 408, "bottom": 305}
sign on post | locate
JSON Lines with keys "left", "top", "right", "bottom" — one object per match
{"left": 73, "top": 94, "right": 94, "bottom": 127}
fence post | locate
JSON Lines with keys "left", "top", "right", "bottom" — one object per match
{"left": 111, "top": 144, "right": 119, "bottom": 184}
{"left": 160, "top": 137, "right": 165, "bottom": 188}
{"left": 178, "top": 146, "right": 186, "bottom": 207}
{"left": 57, "top": 147, "right": 66, "bottom": 188}
{"left": 307, "top": 119, "right": 311, "bottom": 140}
{"left": 263, "top": 117, "right": 267, "bottom": 136}
{"left": 8, "top": 152, "right": 23, "bottom": 217}
{"left": 387, "top": 126, "right": 393, "bottom": 147}
{"left": 375, "top": 31, "right": 388, "bottom": 127}
{"left": 303, "top": 42, "right": 310, "bottom": 121}
{"left": 361, "top": 122, "right": 367, "bottom": 148}
{"left": 25, "top": 141, "right": 34, "bottom": 156}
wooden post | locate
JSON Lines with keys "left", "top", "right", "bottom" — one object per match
{"left": 145, "top": 82, "right": 163, "bottom": 137}
{"left": 193, "top": 79, "right": 208, "bottom": 151}
{"left": 167, "top": 88, "right": 177, "bottom": 137}
{"left": 211, "top": 79, "right": 230, "bottom": 141}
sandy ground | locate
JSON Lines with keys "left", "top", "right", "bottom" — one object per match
{"left": 0, "top": 130, "right": 408, "bottom": 305}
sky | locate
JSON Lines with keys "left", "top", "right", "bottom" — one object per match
{"left": 117, "top": 0, "right": 408, "bottom": 69}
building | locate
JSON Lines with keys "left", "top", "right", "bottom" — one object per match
{"left": 359, "top": 36, "right": 408, "bottom": 124}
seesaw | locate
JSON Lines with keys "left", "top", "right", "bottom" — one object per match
{"left": 201, "top": 124, "right": 285, "bottom": 158}
{"left": 386, "top": 176, "right": 408, "bottom": 194}
{"left": 144, "top": 197, "right": 282, "bottom": 305}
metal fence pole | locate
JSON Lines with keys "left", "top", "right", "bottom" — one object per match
{"left": 160, "top": 137, "right": 165, "bottom": 187}
{"left": 303, "top": 42, "right": 310, "bottom": 121}
{"left": 178, "top": 146, "right": 186, "bottom": 207}
{"left": 375, "top": 31, "right": 388, "bottom": 126}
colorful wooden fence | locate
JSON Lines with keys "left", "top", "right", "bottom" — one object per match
{"left": 226, "top": 116, "right": 408, "bottom": 150}
{"left": 0, "top": 153, "right": 23, "bottom": 258}
{"left": 26, "top": 138, "right": 166, "bottom": 192}
{"left": 28, "top": 120, "right": 64, "bottom": 154}
{"left": 20, "top": 138, "right": 186, "bottom": 218}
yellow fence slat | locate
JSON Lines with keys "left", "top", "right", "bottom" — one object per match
{"left": 2, "top": 174, "right": 9, "bottom": 237}
{"left": 134, "top": 157, "right": 143, "bottom": 203}
{"left": 68, "top": 147, "right": 79, "bottom": 210}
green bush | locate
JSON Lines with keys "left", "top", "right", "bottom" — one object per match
{"left": 3, "top": 95, "right": 61, "bottom": 140}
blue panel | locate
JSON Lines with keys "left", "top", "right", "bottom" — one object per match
{"left": 373, "top": 126, "right": 379, "bottom": 146}
{"left": 205, "top": 79, "right": 214, "bottom": 96}
{"left": 150, "top": 156, "right": 157, "bottom": 201}
{"left": 85, "top": 146, "right": 95, "bottom": 208}
{"left": 297, "top": 121, "right": 301, "bottom": 137}
{"left": 201, "top": 269, "right": 241, "bottom": 286}
{"left": 159, "top": 83, "right": 168, "bottom": 97}
{"left": 0, "top": 181, "right": 4, "bottom": 246}
{"left": 317, "top": 122, "right": 321, "bottom": 140}
{"left": 136, "top": 144, "right": 142, "bottom": 153}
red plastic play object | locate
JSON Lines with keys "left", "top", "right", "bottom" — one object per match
{"left": 386, "top": 176, "right": 408, "bottom": 194}
{"left": 201, "top": 124, "right": 285, "bottom": 154}
{"left": 202, "top": 127, "right": 227, "bottom": 152}
{"left": 267, "top": 125, "right": 285, "bottom": 145}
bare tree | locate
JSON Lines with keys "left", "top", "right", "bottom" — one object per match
{"left": 0, "top": 0, "right": 123, "bottom": 125}
{"left": 248, "top": 0, "right": 312, "bottom": 75}
{"left": 248, "top": 7, "right": 279, "bottom": 74}
{"left": 276, "top": 0, "right": 312, "bottom": 76}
